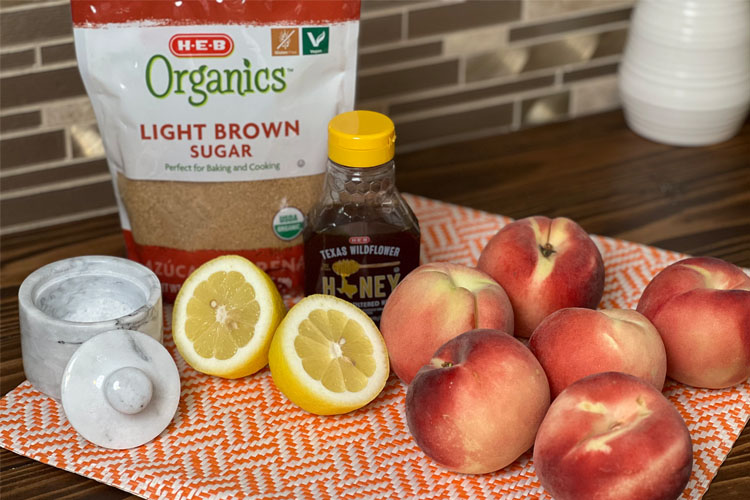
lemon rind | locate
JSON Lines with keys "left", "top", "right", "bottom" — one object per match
{"left": 268, "top": 294, "right": 389, "bottom": 415}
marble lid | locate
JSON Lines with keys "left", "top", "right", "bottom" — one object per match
{"left": 61, "top": 330, "right": 180, "bottom": 449}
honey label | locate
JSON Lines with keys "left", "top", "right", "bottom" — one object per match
{"left": 304, "top": 228, "right": 420, "bottom": 324}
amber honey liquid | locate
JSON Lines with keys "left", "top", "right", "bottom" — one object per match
{"left": 304, "top": 219, "right": 420, "bottom": 325}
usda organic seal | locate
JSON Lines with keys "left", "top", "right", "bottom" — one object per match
{"left": 273, "top": 207, "right": 305, "bottom": 240}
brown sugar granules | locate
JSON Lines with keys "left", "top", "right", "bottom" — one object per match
{"left": 117, "top": 172, "right": 323, "bottom": 250}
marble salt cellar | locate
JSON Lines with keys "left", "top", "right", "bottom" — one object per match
{"left": 19, "top": 255, "right": 163, "bottom": 400}
{"left": 19, "top": 255, "right": 181, "bottom": 449}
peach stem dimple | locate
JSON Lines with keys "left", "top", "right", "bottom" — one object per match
{"left": 538, "top": 222, "right": 557, "bottom": 259}
{"left": 430, "top": 358, "right": 454, "bottom": 369}
{"left": 539, "top": 242, "right": 556, "bottom": 259}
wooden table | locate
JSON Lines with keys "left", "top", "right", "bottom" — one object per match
{"left": 1, "top": 111, "right": 748, "bottom": 499}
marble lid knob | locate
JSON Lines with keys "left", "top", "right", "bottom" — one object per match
{"left": 104, "top": 366, "right": 154, "bottom": 415}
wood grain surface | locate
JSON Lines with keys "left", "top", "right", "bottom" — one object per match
{"left": 1, "top": 111, "right": 748, "bottom": 499}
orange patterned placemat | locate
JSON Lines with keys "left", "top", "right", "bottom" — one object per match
{"left": 2, "top": 194, "right": 748, "bottom": 499}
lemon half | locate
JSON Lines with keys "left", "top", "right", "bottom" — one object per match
{"left": 172, "top": 255, "right": 285, "bottom": 378}
{"left": 268, "top": 294, "right": 390, "bottom": 415}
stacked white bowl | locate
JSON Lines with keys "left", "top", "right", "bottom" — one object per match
{"left": 619, "top": 0, "right": 750, "bottom": 146}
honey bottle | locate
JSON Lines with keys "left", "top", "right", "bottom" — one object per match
{"left": 303, "top": 110, "right": 420, "bottom": 324}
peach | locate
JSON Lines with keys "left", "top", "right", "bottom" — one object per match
{"left": 636, "top": 257, "right": 750, "bottom": 388}
{"left": 477, "top": 216, "right": 604, "bottom": 337}
{"left": 529, "top": 308, "right": 667, "bottom": 398}
{"left": 533, "top": 372, "right": 692, "bottom": 500}
{"left": 380, "top": 262, "right": 513, "bottom": 384}
{"left": 406, "top": 329, "right": 550, "bottom": 474}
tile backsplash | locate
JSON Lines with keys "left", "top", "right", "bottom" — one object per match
{"left": 0, "top": 0, "right": 632, "bottom": 234}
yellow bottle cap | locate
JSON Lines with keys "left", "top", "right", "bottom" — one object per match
{"left": 328, "top": 110, "right": 396, "bottom": 168}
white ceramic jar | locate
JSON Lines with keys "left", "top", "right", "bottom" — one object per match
{"left": 619, "top": 0, "right": 750, "bottom": 146}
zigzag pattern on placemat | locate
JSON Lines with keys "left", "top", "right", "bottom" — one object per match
{"left": 1, "top": 194, "right": 748, "bottom": 499}
{"left": 596, "top": 236, "right": 687, "bottom": 310}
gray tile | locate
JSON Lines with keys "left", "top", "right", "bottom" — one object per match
{"left": 592, "top": 28, "right": 628, "bottom": 58}
{"left": 395, "top": 102, "right": 513, "bottom": 144}
{"left": 0, "top": 1, "right": 41, "bottom": 9}
{"left": 70, "top": 122, "right": 103, "bottom": 158}
{"left": 524, "top": 33, "right": 599, "bottom": 71}
{"left": 362, "top": 0, "right": 429, "bottom": 13}
{"left": 570, "top": 74, "right": 619, "bottom": 116}
{"left": 1, "top": 158, "right": 108, "bottom": 192}
{"left": 360, "top": 13, "right": 403, "bottom": 47}
{"left": 0, "top": 180, "right": 116, "bottom": 227}
{"left": 357, "top": 59, "right": 459, "bottom": 100}
{"left": 359, "top": 41, "right": 442, "bottom": 69}
{"left": 0, "top": 110, "right": 41, "bottom": 132}
{"left": 0, "top": 48, "right": 35, "bottom": 71}
{"left": 0, "top": 4, "right": 72, "bottom": 46}
{"left": 0, "top": 129, "right": 66, "bottom": 169}
{"left": 42, "top": 99, "right": 96, "bottom": 127}
{"left": 465, "top": 47, "right": 529, "bottom": 82}
{"left": 443, "top": 25, "right": 508, "bottom": 57}
{"left": 510, "top": 7, "right": 631, "bottom": 41}
{"left": 524, "top": 1, "right": 634, "bottom": 21}
{"left": 0, "top": 66, "right": 86, "bottom": 109}
{"left": 41, "top": 42, "right": 76, "bottom": 65}
{"left": 563, "top": 61, "right": 619, "bottom": 83}
{"left": 409, "top": 0, "right": 521, "bottom": 38}
{"left": 521, "top": 91, "right": 570, "bottom": 126}
{"left": 390, "top": 74, "right": 555, "bottom": 115}
{"left": 466, "top": 29, "right": 626, "bottom": 83}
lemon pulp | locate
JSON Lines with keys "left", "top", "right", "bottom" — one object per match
{"left": 269, "top": 294, "right": 389, "bottom": 415}
{"left": 295, "top": 308, "right": 377, "bottom": 392}
{"left": 172, "top": 255, "right": 284, "bottom": 379}
{"left": 186, "top": 270, "right": 260, "bottom": 359}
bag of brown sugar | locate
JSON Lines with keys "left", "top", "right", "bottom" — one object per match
{"left": 71, "top": 0, "right": 360, "bottom": 300}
